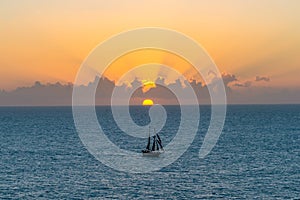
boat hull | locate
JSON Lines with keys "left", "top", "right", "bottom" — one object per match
{"left": 142, "top": 151, "right": 163, "bottom": 157}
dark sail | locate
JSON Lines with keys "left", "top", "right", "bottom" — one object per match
{"left": 156, "top": 140, "right": 159, "bottom": 150}
{"left": 146, "top": 136, "right": 151, "bottom": 150}
{"left": 151, "top": 136, "right": 156, "bottom": 151}
{"left": 156, "top": 134, "right": 164, "bottom": 149}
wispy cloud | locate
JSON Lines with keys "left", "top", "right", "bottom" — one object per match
{"left": 233, "top": 81, "right": 252, "bottom": 87}
{"left": 255, "top": 76, "right": 270, "bottom": 82}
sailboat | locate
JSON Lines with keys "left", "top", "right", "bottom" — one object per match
{"left": 142, "top": 128, "right": 164, "bottom": 157}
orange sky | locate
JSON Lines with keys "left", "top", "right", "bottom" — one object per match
{"left": 0, "top": 0, "right": 299, "bottom": 90}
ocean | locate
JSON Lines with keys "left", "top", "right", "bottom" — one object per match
{"left": 0, "top": 105, "right": 299, "bottom": 199}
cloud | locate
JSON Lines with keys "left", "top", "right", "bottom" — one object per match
{"left": 221, "top": 73, "right": 237, "bottom": 86}
{"left": 233, "top": 81, "right": 252, "bottom": 87}
{"left": 0, "top": 73, "right": 299, "bottom": 105}
{"left": 255, "top": 76, "right": 270, "bottom": 82}
{"left": 208, "top": 70, "right": 217, "bottom": 77}
{"left": 0, "top": 81, "right": 73, "bottom": 106}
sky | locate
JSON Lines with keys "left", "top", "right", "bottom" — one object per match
{"left": 0, "top": 0, "right": 299, "bottom": 103}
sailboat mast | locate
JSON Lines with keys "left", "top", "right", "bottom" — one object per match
{"left": 156, "top": 134, "right": 164, "bottom": 150}
{"left": 146, "top": 126, "right": 151, "bottom": 150}
{"left": 156, "top": 139, "right": 159, "bottom": 150}
{"left": 151, "top": 135, "right": 156, "bottom": 151}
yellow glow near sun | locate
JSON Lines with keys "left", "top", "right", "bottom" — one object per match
{"left": 142, "top": 80, "right": 156, "bottom": 93}
{"left": 142, "top": 99, "right": 154, "bottom": 106}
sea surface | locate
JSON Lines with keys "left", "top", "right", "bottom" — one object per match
{"left": 0, "top": 105, "right": 299, "bottom": 199}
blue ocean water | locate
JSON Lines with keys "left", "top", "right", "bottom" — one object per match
{"left": 0, "top": 105, "right": 299, "bottom": 199}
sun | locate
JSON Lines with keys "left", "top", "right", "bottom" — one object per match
{"left": 142, "top": 99, "right": 154, "bottom": 106}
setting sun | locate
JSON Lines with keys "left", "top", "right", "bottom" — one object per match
{"left": 142, "top": 99, "right": 154, "bottom": 106}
